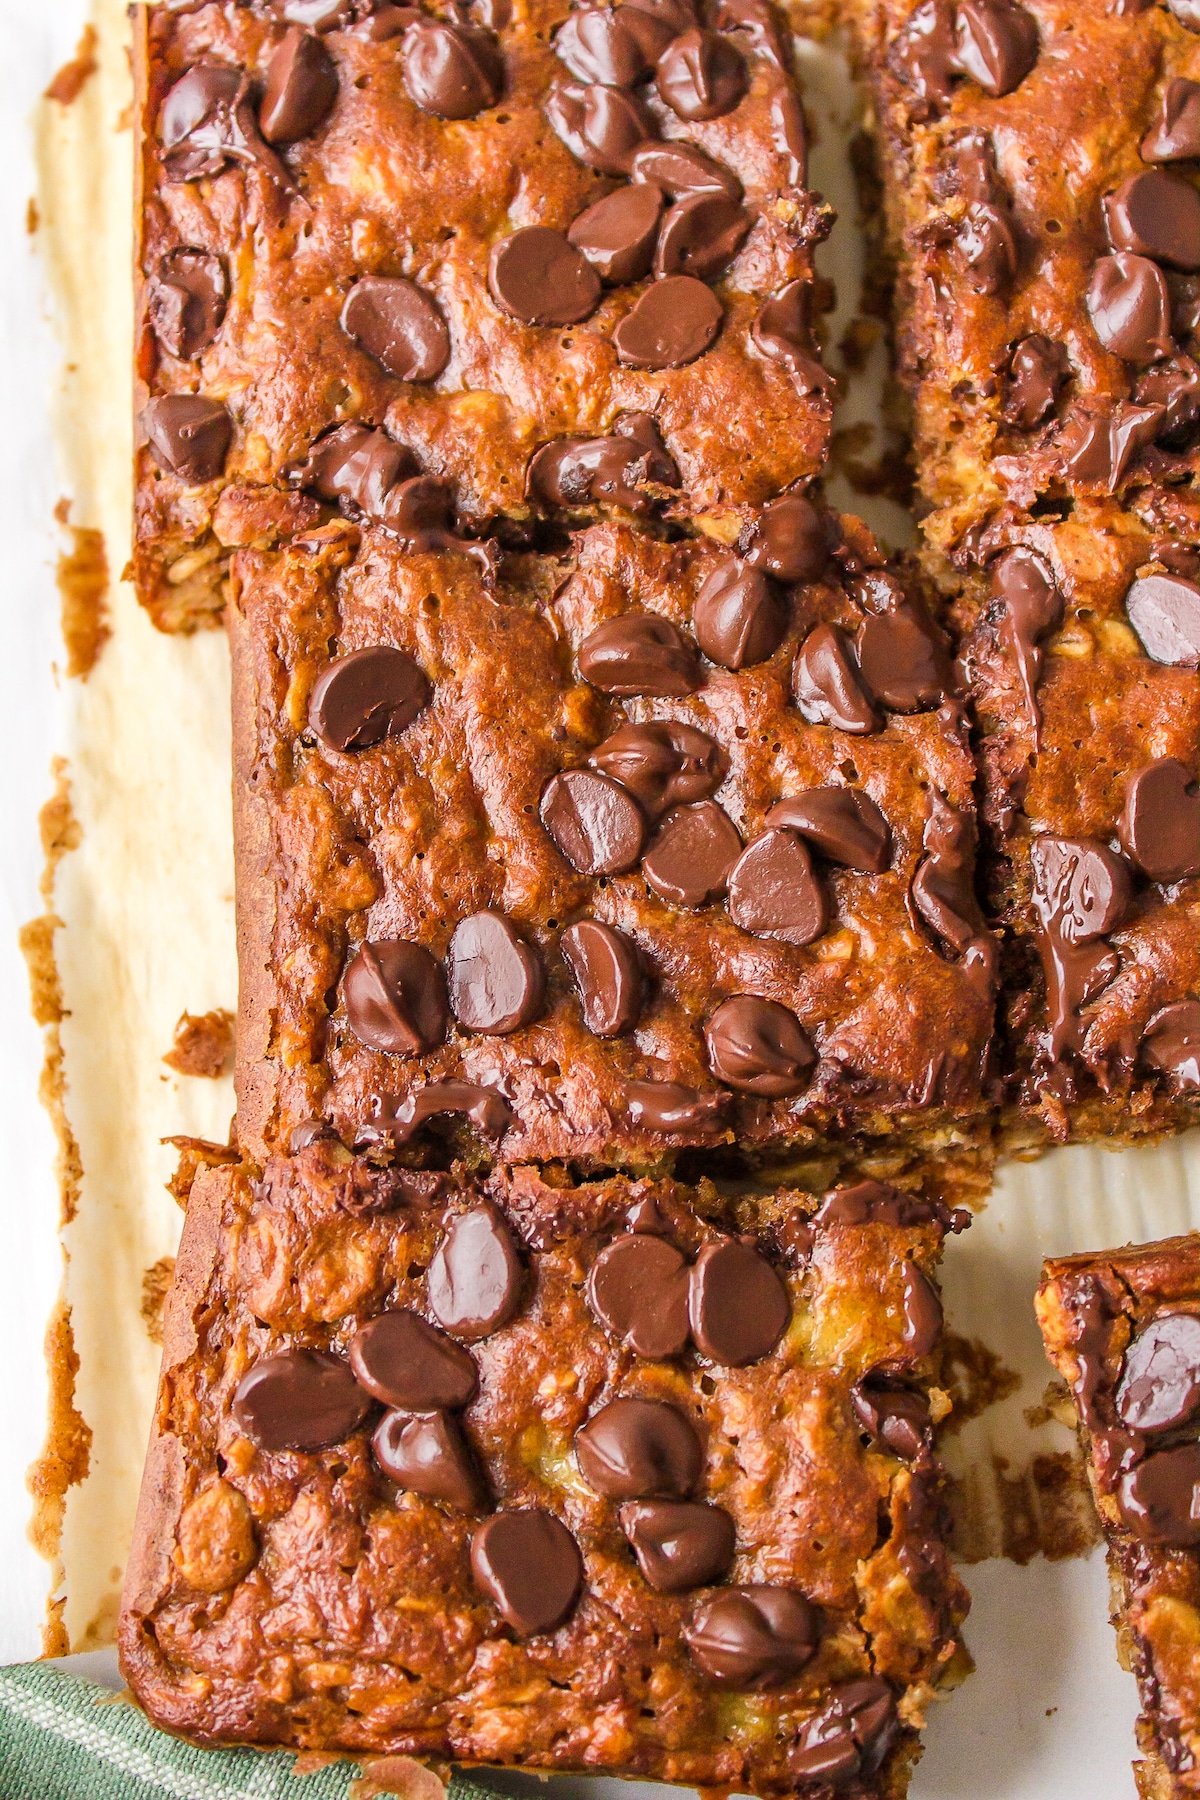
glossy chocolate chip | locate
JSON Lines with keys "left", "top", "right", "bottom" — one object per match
{"left": 141, "top": 394, "right": 232, "bottom": 484}
{"left": 401, "top": 18, "right": 502, "bottom": 117}
{"left": 372, "top": 1409, "right": 486, "bottom": 1510}
{"left": 642, "top": 801, "right": 742, "bottom": 907}
{"left": 685, "top": 1587, "right": 818, "bottom": 1688}
{"left": 555, "top": 5, "right": 652, "bottom": 83}
{"left": 159, "top": 63, "right": 286, "bottom": 183}
{"left": 309, "top": 645, "right": 430, "bottom": 750}
{"left": 1105, "top": 171, "right": 1200, "bottom": 272}
{"left": 954, "top": 200, "right": 1017, "bottom": 298}
{"left": 953, "top": 0, "right": 1037, "bottom": 95}
{"left": 1118, "top": 1442, "right": 1200, "bottom": 1545}
{"left": 792, "top": 624, "right": 879, "bottom": 733}
{"left": 1086, "top": 253, "right": 1174, "bottom": 363}
{"left": 350, "top": 1309, "right": 478, "bottom": 1410}
{"left": 1119, "top": 758, "right": 1200, "bottom": 882}
{"left": 260, "top": 27, "right": 338, "bottom": 142}
{"left": 588, "top": 720, "right": 726, "bottom": 817}
{"left": 993, "top": 546, "right": 1063, "bottom": 725}
{"left": 620, "top": 1499, "right": 735, "bottom": 1591}
{"left": 688, "top": 1237, "right": 791, "bottom": 1363}
{"left": 568, "top": 184, "right": 662, "bottom": 284}
{"left": 613, "top": 276, "right": 723, "bottom": 368}
{"left": 540, "top": 769, "right": 647, "bottom": 875}
{"left": 752, "top": 281, "right": 832, "bottom": 392}
{"left": 546, "top": 79, "right": 656, "bottom": 176}
{"left": 631, "top": 140, "right": 742, "bottom": 199}
{"left": 340, "top": 276, "right": 450, "bottom": 381}
{"left": 657, "top": 28, "right": 746, "bottom": 120}
{"left": 693, "top": 558, "right": 788, "bottom": 668}
{"left": 625, "top": 1078, "right": 729, "bottom": 1133}
{"left": 578, "top": 612, "right": 702, "bottom": 695}
{"left": 855, "top": 606, "right": 948, "bottom": 712}
{"left": 586, "top": 1233, "right": 691, "bottom": 1357}
{"left": 900, "top": 1261, "right": 943, "bottom": 1357}
{"left": 654, "top": 192, "right": 752, "bottom": 280}
{"left": 1058, "top": 399, "right": 1163, "bottom": 489}
{"left": 471, "top": 1509, "right": 583, "bottom": 1635}
{"left": 851, "top": 1379, "right": 932, "bottom": 1461}
{"left": 1137, "top": 356, "right": 1200, "bottom": 442}
{"left": 561, "top": 919, "right": 645, "bottom": 1036}
{"left": 231, "top": 1349, "right": 370, "bottom": 1452}
{"left": 1125, "top": 572, "right": 1200, "bottom": 666}
{"left": 1143, "top": 1001, "right": 1200, "bottom": 1089}
{"left": 489, "top": 227, "right": 601, "bottom": 327}
{"left": 148, "top": 249, "right": 228, "bottom": 360}
{"left": 766, "top": 788, "right": 891, "bottom": 873}
{"left": 1115, "top": 1312, "right": 1200, "bottom": 1432}
{"left": 343, "top": 940, "right": 448, "bottom": 1055}
{"left": 427, "top": 1203, "right": 523, "bottom": 1340}
{"left": 1003, "top": 333, "right": 1069, "bottom": 429}
{"left": 911, "top": 795, "right": 987, "bottom": 962}
{"left": 446, "top": 913, "right": 545, "bottom": 1034}
{"left": 741, "top": 493, "right": 828, "bottom": 583}
{"left": 575, "top": 1396, "right": 702, "bottom": 1499}
{"left": 1029, "top": 836, "right": 1132, "bottom": 943}
{"left": 528, "top": 412, "right": 679, "bottom": 511}
{"left": 726, "top": 831, "right": 828, "bottom": 945}
{"left": 374, "top": 1080, "right": 514, "bottom": 1146}
{"left": 295, "top": 422, "right": 419, "bottom": 516}
{"left": 621, "top": 0, "right": 699, "bottom": 57}
{"left": 1143, "top": 78, "right": 1200, "bottom": 162}
{"left": 790, "top": 1679, "right": 898, "bottom": 1783}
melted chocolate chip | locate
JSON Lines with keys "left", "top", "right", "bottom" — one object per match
{"left": 555, "top": 6, "right": 652, "bottom": 84}
{"left": 1058, "top": 400, "right": 1164, "bottom": 490}
{"left": 900, "top": 1261, "right": 943, "bottom": 1358}
{"left": 911, "top": 794, "right": 990, "bottom": 962}
{"left": 1136, "top": 356, "right": 1200, "bottom": 443}
{"left": 694, "top": 557, "right": 788, "bottom": 668}
{"left": 855, "top": 604, "right": 949, "bottom": 712}
{"left": 620, "top": 1499, "right": 735, "bottom": 1591}
{"left": 540, "top": 768, "right": 647, "bottom": 875}
{"left": 613, "top": 275, "right": 724, "bottom": 368}
{"left": 159, "top": 64, "right": 286, "bottom": 183}
{"left": 141, "top": 394, "right": 232, "bottom": 484}
{"left": 471, "top": 1509, "right": 583, "bottom": 1634}
{"left": 851, "top": 1379, "right": 932, "bottom": 1461}
{"left": 295, "top": 422, "right": 419, "bottom": 516}
{"left": 790, "top": 1679, "right": 897, "bottom": 1783}
{"left": 1086, "top": 253, "right": 1174, "bottom": 363}
{"left": 489, "top": 227, "right": 601, "bottom": 326}
{"left": 654, "top": 192, "right": 752, "bottom": 280}
{"left": 1003, "top": 333, "right": 1069, "bottom": 429}
{"left": 148, "top": 249, "right": 228, "bottom": 360}
{"left": 992, "top": 547, "right": 1063, "bottom": 735}
{"left": 685, "top": 1587, "right": 818, "bottom": 1688}
{"left": 741, "top": 493, "right": 828, "bottom": 583}
{"left": 1142, "top": 77, "right": 1200, "bottom": 163}
{"left": 752, "top": 282, "right": 832, "bottom": 392}
{"left": 625, "top": 1079, "right": 729, "bottom": 1133}
{"left": 1118, "top": 1442, "right": 1200, "bottom": 1545}
{"left": 1125, "top": 571, "right": 1200, "bottom": 666}
{"left": 588, "top": 720, "right": 726, "bottom": 817}
{"left": 726, "top": 830, "right": 828, "bottom": 945}
{"left": 231, "top": 1349, "right": 370, "bottom": 1451}
{"left": 1143, "top": 1001, "right": 1200, "bottom": 1089}
{"left": 621, "top": 0, "right": 698, "bottom": 56}
{"left": 1115, "top": 1311, "right": 1200, "bottom": 1432}
{"left": 891, "top": 0, "right": 957, "bottom": 117}
{"left": 371, "top": 1080, "right": 514, "bottom": 1146}
{"left": 350, "top": 1309, "right": 478, "bottom": 1410}
{"left": 1030, "top": 835, "right": 1132, "bottom": 943}
{"left": 446, "top": 913, "right": 544, "bottom": 1034}
{"left": 343, "top": 940, "right": 448, "bottom": 1054}
{"left": 953, "top": 0, "right": 1038, "bottom": 95}
{"left": 642, "top": 800, "right": 742, "bottom": 906}
{"left": 765, "top": 787, "right": 891, "bottom": 873}
{"left": 1119, "top": 758, "right": 1200, "bottom": 883}
{"left": 815, "top": 1179, "right": 956, "bottom": 1230}
{"left": 568, "top": 184, "right": 662, "bottom": 284}
{"left": 561, "top": 919, "right": 645, "bottom": 1036}
{"left": 546, "top": 79, "right": 655, "bottom": 176}
{"left": 792, "top": 624, "right": 879, "bottom": 733}
{"left": 1105, "top": 171, "right": 1200, "bottom": 272}
{"left": 427, "top": 1203, "right": 523, "bottom": 1340}
{"left": 401, "top": 18, "right": 502, "bottom": 118}
{"left": 657, "top": 28, "right": 747, "bottom": 121}
{"left": 309, "top": 645, "right": 430, "bottom": 750}
{"left": 954, "top": 200, "right": 1018, "bottom": 298}
{"left": 586, "top": 1233, "right": 691, "bottom": 1358}
{"left": 577, "top": 612, "right": 702, "bottom": 695}
{"left": 373, "top": 1409, "right": 486, "bottom": 1509}
{"left": 631, "top": 140, "right": 742, "bottom": 200}
{"left": 260, "top": 27, "right": 338, "bottom": 143}
{"left": 528, "top": 413, "right": 679, "bottom": 512}
{"left": 340, "top": 276, "right": 450, "bottom": 381}
{"left": 575, "top": 1396, "right": 702, "bottom": 1498}
{"left": 703, "top": 995, "right": 814, "bottom": 1097}
{"left": 688, "top": 1237, "right": 791, "bottom": 1363}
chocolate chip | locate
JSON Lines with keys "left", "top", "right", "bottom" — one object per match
{"left": 488, "top": 227, "right": 601, "bottom": 327}
{"left": 148, "top": 249, "right": 228, "bottom": 360}
{"left": 789, "top": 1679, "right": 898, "bottom": 1782}
{"left": 685, "top": 1587, "right": 818, "bottom": 1688}
{"left": 792, "top": 624, "right": 879, "bottom": 733}
{"left": 726, "top": 830, "right": 828, "bottom": 945}
{"left": 340, "top": 276, "right": 450, "bottom": 381}
{"left": 1125, "top": 571, "right": 1200, "bottom": 666}
{"left": 1003, "top": 334, "right": 1069, "bottom": 429}
{"left": 642, "top": 800, "right": 742, "bottom": 907}
{"left": 654, "top": 192, "right": 752, "bottom": 280}
{"left": 952, "top": 0, "right": 1038, "bottom": 95}
{"left": 613, "top": 275, "right": 723, "bottom": 368}
{"left": 953, "top": 200, "right": 1018, "bottom": 298}
{"left": 694, "top": 558, "right": 788, "bottom": 668}
{"left": 1106, "top": 171, "right": 1200, "bottom": 272}
{"left": 309, "top": 645, "right": 430, "bottom": 750}
{"left": 765, "top": 788, "right": 891, "bottom": 873}
{"left": 910, "top": 796, "right": 989, "bottom": 962}
{"left": 555, "top": 5, "right": 652, "bottom": 82}
{"left": 350, "top": 1309, "right": 478, "bottom": 1410}
{"left": 575, "top": 1396, "right": 702, "bottom": 1499}
{"left": 546, "top": 79, "right": 655, "bottom": 176}
{"left": 528, "top": 412, "right": 679, "bottom": 511}
{"left": 1143, "top": 1001, "right": 1200, "bottom": 1089}
{"left": 372, "top": 1080, "right": 514, "bottom": 1146}
{"left": 1030, "top": 836, "right": 1133, "bottom": 943}
{"left": 577, "top": 612, "right": 702, "bottom": 695}
{"left": 741, "top": 493, "right": 828, "bottom": 583}
{"left": 1120, "top": 758, "right": 1200, "bottom": 883}
{"left": 657, "top": 28, "right": 747, "bottom": 120}
{"left": 344, "top": 940, "right": 448, "bottom": 1054}
{"left": 561, "top": 920, "right": 645, "bottom": 1036}
{"left": 892, "top": 0, "right": 957, "bottom": 113}
{"left": 815, "top": 1180, "right": 947, "bottom": 1229}
{"left": 1058, "top": 400, "right": 1164, "bottom": 489}
{"left": 992, "top": 546, "right": 1063, "bottom": 731}
{"left": 540, "top": 769, "right": 647, "bottom": 876}
{"left": 141, "top": 394, "right": 231, "bottom": 484}
{"left": 471, "top": 1509, "right": 583, "bottom": 1634}
{"left": 588, "top": 720, "right": 726, "bottom": 817}
{"left": 851, "top": 1379, "right": 932, "bottom": 1461}
{"left": 295, "top": 422, "right": 419, "bottom": 516}
{"left": 625, "top": 1078, "right": 729, "bottom": 1133}
{"left": 427, "top": 1203, "right": 523, "bottom": 1340}
{"left": 1086, "top": 253, "right": 1174, "bottom": 363}
{"left": 260, "top": 27, "right": 338, "bottom": 142}
{"left": 159, "top": 64, "right": 286, "bottom": 183}
{"left": 1136, "top": 355, "right": 1200, "bottom": 443}
{"left": 401, "top": 18, "right": 502, "bottom": 117}
{"left": 631, "top": 140, "right": 742, "bottom": 200}
{"left": 688, "top": 1237, "right": 791, "bottom": 1362}
{"left": 1118, "top": 1442, "right": 1200, "bottom": 1545}
{"left": 231, "top": 1349, "right": 370, "bottom": 1452}
{"left": 446, "top": 913, "right": 545, "bottom": 1034}
{"left": 752, "top": 282, "right": 833, "bottom": 393}
{"left": 620, "top": 0, "right": 699, "bottom": 57}
{"left": 620, "top": 1499, "right": 735, "bottom": 1591}
{"left": 900, "top": 1261, "right": 943, "bottom": 1357}
{"left": 568, "top": 184, "right": 662, "bottom": 284}
{"left": 1115, "top": 1312, "right": 1200, "bottom": 1433}
{"left": 855, "top": 605, "right": 949, "bottom": 712}
{"left": 1142, "top": 78, "right": 1200, "bottom": 162}
{"left": 586, "top": 1234, "right": 691, "bottom": 1357}
{"left": 372, "top": 1409, "right": 486, "bottom": 1510}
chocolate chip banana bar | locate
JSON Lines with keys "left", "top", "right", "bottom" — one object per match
{"left": 120, "top": 1151, "right": 968, "bottom": 1793}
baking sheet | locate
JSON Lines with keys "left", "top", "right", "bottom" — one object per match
{"left": 2, "top": 1, "right": 1196, "bottom": 1793}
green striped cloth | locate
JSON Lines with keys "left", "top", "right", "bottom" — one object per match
{"left": 0, "top": 1662, "right": 506, "bottom": 1800}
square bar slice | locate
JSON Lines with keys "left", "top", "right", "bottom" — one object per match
{"left": 135, "top": 0, "right": 833, "bottom": 629}
{"left": 120, "top": 1148, "right": 968, "bottom": 1791}
{"left": 1039, "top": 1235, "right": 1200, "bottom": 1798}
{"left": 230, "top": 509, "right": 996, "bottom": 1172}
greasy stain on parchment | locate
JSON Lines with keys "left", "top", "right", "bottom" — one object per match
{"left": 54, "top": 498, "right": 110, "bottom": 679}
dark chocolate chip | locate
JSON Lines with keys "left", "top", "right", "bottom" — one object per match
{"left": 1142, "top": 77, "right": 1200, "bottom": 162}
{"left": 1143, "top": 1001, "right": 1200, "bottom": 1090}
{"left": 574, "top": 1396, "right": 702, "bottom": 1499}
{"left": 159, "top": 63, "right": 286, "bottom": 183}
{"left": 642, "top": 800, "right": 742, "bottom": 907}
{"left": 577, "top": 612, "right": 702, "bottom": 695}
{"left": 401, "top": 18, "right": 503, "bottom": 118}
{"left": 765, "top": 787, "right": 891, "bottom": 873}
{"left": 654, "top": 192, "right": 752, "bottom": 280}
{"left": 561, "top": 919, "right": 645, "bottom": 1036}
{"left": 1125, "top": 571, "right": 1200, "bottom": 666}
{"left": 1119, "top": 758, "right": 1200, "bottom": 883}
{"left": 555, "top": 5, "right": 653, "bottom": 83}
{"left": 148, "top": 249, "right": 228, "bottom": 361}
{"left": 891, "top": 0, "right": 957, "bottom": 117}
{"left": 792, "top": 623, "right": 879, "bottom": 733}
{"left": 910, "top": 796, "right": 989, "bottom": 962}
{"left": 851, "top": 1379, "right": 932, "bottom": 1461}
{"left": 587, "top": 720, "right": 726, "bottom": 817}
{"left": 344, "top": 940, "right": 448, "bottom": 1055}
{"left": 693, "top": 557, "right": 788, "bottom": 669}
{"left": 528, "top": 411, "right": 679, "bottom": 512}
{"left": 377, "top": 471, "right": 458, "bottom": 541}
{"left": 900, "top": 1261, "right": 943, "bottom": 1358}
{"left": 260, "top": 27, "right": 338, "bottom": 143}
{"left": 350, "top": 1309, "right": 478, "bottom": 1410}
{"left": 703, "top": 995, "right": 814, "bottom": 1097}
{"left": 1029, "top": 836, "right": 1132, "bottom": 943}
{"left": 586, "top": 1233, "right": 691, "bottom": 1357}
{"left": 789, "top": 1678, "right": 898, "bottom": 1783}
{"left": 471, "top": 1509, "right": 583, "bottom": 1634}
{"left": 1105, "top": 170, "right": 1200, "bottom": 272}
{"left": 952, "top": 0, "right": 1038, "bottom": 95}
{"left": 340, "top": 276, "right": 450, "bottom": 381}
{"left": 620, "top": 0, "right": 699, "bottom": 58}
{"left": 685, "top": 1587, "right": 818, "bottom": 1688}
{"left": 1115, "top": 1311, "right": 1200, "bottom": 1432}
{"left": 1058, "top": 400, "right": 1164, "bottom": 489}
{"left": 613, "top": 275, "right": 723, "bottom": 368}
{"left": 568, "top": 184, "right": 662, "bottom": 284}
{"left": 1003, "top": 333, "right": 1069, "bottom": 429}
{"left": 1086, "top": 252, "right": 1174, "bottom": 363}
{"left": 141, "top": 394, "right": 232, "bottom": 484}
{"left": 741, "top": 493, "right": 828, "bottom": 583}
{"left": 855, "top": 605, "right": 949, "bottom": 712}
{"left": 294, "top": 422, "right": 419, "bottom": 516}
{"left": 540, "top": 768, "right": 647, "bottom": 875}
{"left": 1118, "top": 1442, "right": 1200, "bottom": 1545}
{"left": 631, "top": 140, "right": 742, "bottom": 199}
{"left": 372, "top": 1080, "right": 514, "bottom": 1146}
{"left": 688, "top": 1236, "right": 791, "bottom": 1363}
{"left": 372, "top": 1409, "right": 486, "bottom": 1510}
{"left": 815, "top": 1180, "right": 953, "bottom": 1230}
{"left": 752, "top": 281, "right": 833, "bottom": 392}
{"left": 625, "top": 1079, "right": 729, "bottom": 1133}
{"left": 953, "top": 200, "right": 1018, "bottom": 298}
{"left": 1135, "top": 355, "right": 1200, "bottom": 443}
{"left": 620, "top": 1499, "right": 735, "bottom": 1591}
{"left": 231, "top": 1349, "right": 370, "bottom": 1452}
{"left": 656, "top": 28, "right": 747, "bottom": 120}
{"left": 489, "top": 226, "right": 601, "bottom": 326}
{"left": 992, "top": 546, "right": 1063, "bottom": 731}
{"left": 446, "top": 912, "right": 545, "bottom": 1034}
{"left": 309, "top": 645, "right": 430, "bottom": 750}
{"left": 427, "top": 1203, "right": 523, "bottom": 1340}
{"left": 546, "top": 79, "right": 656, "bottom": 176}
{"left": 726, "top": 830, "right": 828, "bottom": 945}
